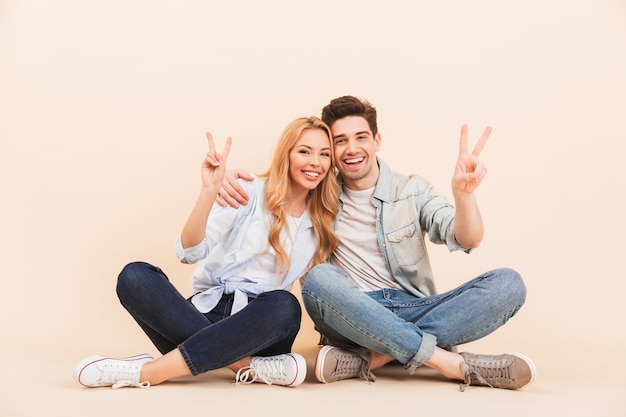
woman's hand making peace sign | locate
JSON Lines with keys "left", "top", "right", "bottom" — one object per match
{"left": 201, "top": 132, "right": 232, "bottom": 192}
{"left": 180, "top": 132, "right": 233, "bottom": 251}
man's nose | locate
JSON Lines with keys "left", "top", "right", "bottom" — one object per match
{"left": 346, "top": 138, "right": 358, "bottom": 153}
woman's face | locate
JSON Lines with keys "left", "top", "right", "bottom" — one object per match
{"left": 288, "top": 128, "right": 332, "bottom": 194}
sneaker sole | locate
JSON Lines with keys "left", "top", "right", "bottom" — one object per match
{"left": 506, "top": 351, "right": 537, "bottom": 385}
{"left": 74, "top": 354, "right": 153, "bottom": 387}
{"left": 285, "top": 353, "right": 307, "bottom": 387}
{"left": 314, "top": 345, "right": 335, "bottom": 383}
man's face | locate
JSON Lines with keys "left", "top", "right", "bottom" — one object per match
{"left": 330, "top": 115, "right": 381, "bottom": 190}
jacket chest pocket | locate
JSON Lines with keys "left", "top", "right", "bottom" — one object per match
{"left": 386, "top": 223, "right": 425, "bottom": 266}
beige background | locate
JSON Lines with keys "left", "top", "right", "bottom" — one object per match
{"left": 1, "top": 0, "right": 625, "bottom": 416}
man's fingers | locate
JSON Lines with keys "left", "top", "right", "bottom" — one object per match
{"left": 236, "top": 170, "right": 255, "bottom": 182}
{"left": 215, "top": 193, "right": 228, "bottom": 208}
{"left": 459, "top": 125, "right": 492, "bottom": 157}
{"left": 216, "top": 191, "right": 238, "bottom": 208}
{"left": 471, "top": 126, "right": 492, "bottom": 157}
{"left": 473, "top": 161, "right": 487, "bottom": 179}
{"left": 222, "top": 180, "right": 248, "bottom": 205}
{"left": 218, "top": 184, "right": 244, "bottom": 208}
{"left": 230, "top": 181, "right": 249, "bottom": 204}
{"left": 458, "top": 124, "right": 469, "bottom": 156}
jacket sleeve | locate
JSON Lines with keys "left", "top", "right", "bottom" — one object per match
{"left": 416, "top": 178, "right": 470, "bottom": 253}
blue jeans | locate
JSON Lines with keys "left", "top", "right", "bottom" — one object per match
{"left": 116, "top": 262, "right": 302, "bottom": 376}
{"left": 301, "top": 264, "right": 526, "bottom": 374}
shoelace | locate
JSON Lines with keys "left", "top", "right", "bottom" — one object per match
{"left": 235, "top": 367, "right": 261, "bottom": 385}
{"left": 101, "top": 363, "right": 150, "bottom": 389}
{"left": 235, "top": 357, "right": 286, "bottom": 386}
{"left": 333, "top": 349, "right": 376, "bottom": 383}
{"left": 112, "top": 381, "right": 150, "bottom": 389}
{"left": 460, "top": 357, "right": 512, "bottom": 392}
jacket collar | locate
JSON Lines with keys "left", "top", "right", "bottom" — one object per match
{"left": 372, "top": 157, "right": 393, "bottom": 203}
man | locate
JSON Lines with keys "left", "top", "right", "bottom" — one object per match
{"left": 218, "top": 96, "right": 535, "bottom": 391}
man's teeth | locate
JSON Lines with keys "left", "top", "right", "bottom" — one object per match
{"left": 345, "top": 157, "right": 364, "bottom": 164}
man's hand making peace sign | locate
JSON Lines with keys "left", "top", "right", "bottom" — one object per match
{"left": 451, "top": 124, "right": 491, "bottom": 196}
{"left": 450, "top": 124, "right": 492, "bottom": 249}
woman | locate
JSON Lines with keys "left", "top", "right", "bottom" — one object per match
{"left": 74, "top": 116, "right": 339, "bottom": 389}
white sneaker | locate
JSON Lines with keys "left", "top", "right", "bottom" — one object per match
{"left": 235, "top": 353, "right": 306, "bottom": 387}
{"left": 74, "top": 354, "right": 154, "bottom": 389}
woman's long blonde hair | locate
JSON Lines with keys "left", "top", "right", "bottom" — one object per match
{"left": 259, "top": 116, "right": 340, "bottom": 275}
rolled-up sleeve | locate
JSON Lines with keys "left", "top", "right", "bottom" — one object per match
{"left": 419, "top": 182, "right": 471, "bottom": 253}
{"left": 175, "top": 236, "right": 209, "bottom": 264}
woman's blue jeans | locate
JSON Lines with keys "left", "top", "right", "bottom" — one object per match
{"left": 116, "top": 261, "right": 302, "bottom": 376}
{"left": 301, "top": 264, "right": 526, "bottom": 374}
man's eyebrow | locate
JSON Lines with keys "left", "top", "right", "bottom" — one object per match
{"left": 334, "top": 131, "right": 371, "bottom": 138}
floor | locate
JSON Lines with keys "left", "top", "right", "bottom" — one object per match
{"left": 3, "top": 311, "right": 624, "bottom": 417}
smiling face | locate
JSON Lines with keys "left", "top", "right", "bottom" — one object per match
{"left": 330, "top": 115, "right": 381, "bottom": 190}
{"left": 288, "top": 128, "right": 332, "bottom": 195}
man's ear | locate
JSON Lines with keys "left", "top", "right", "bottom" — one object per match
{"left": 374, "top": 132, "right": 382, "bottom": 151}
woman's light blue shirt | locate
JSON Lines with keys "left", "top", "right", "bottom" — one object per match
{"left": 174, "top": 176, "right": 316, "bottom": 315}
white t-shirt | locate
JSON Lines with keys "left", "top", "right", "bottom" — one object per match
{"left": 331, "top": 186, "right": 403, "bottom": 292}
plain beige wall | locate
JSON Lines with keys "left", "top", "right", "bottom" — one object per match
{"left": 1, "top": 0, "right": 625, "bottom": 400}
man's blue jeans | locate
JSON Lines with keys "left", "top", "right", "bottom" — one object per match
{"left": 301, "top": 264, "right": 526, "bottom": 374}
{"left": 116, "top": 262, "right": 301, "bottom": 376}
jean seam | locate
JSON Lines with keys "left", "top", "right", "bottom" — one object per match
{"left": 178, "top": 345, "right": 198, "bottom": 376}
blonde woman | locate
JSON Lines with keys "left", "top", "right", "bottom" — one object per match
{"left": 74, "top": 116, "right": 339, "bottom": 389}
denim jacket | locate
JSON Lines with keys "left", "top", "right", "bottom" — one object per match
{"left": 336, "top": 157, "right": 469, "bottom": 297}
